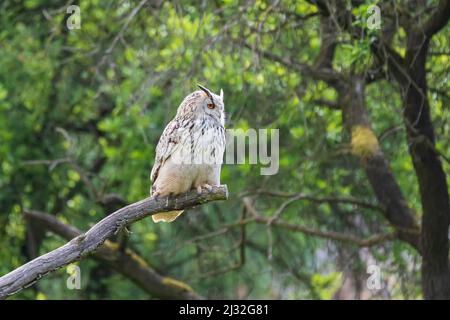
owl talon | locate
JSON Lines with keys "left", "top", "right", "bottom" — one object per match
{"left": 123, "top": 226, "right": 132, "bottom": 235}
{"left": 196, "top": 184, "right": 213, "bottom": 194}
{"left": 203, "top": 184, "right": 213, "bottom": 192}
{"left": 153, "top": 192, "right": 161, "bottom": 201}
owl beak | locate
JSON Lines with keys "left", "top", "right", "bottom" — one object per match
{"left": 197, "top": 84, "right": 213, "bottom": 99}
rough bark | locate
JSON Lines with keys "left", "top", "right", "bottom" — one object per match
{"left": 23, "top": 210, "right": 203, "bottom": 300}
{"left": 0, "top": 185, "right": 228, "bottom": 299}
{"left": 402, "top": 4, "right": 450, "bottom": 298}
{"left": 374, "top": 0, "right": 450, "bottom": 299}
{"left": 242, "top": 0, "right": 449, "bottom": 299}
{"left": 339, "top": 77, "right": 420, "bottom": 250}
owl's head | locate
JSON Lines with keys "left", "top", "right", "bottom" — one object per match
{"left": 176, "top": 85, "right": 225, "bottom": 125}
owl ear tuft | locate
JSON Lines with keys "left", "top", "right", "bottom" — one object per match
{"left": 220, "top": 89, "right": 224, "bottom": 100}
{"left": 197, "top": 84, "right": 213, "bottom": 99}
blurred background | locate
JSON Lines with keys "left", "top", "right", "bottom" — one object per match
{"left": 0, "top": 0, "right": 449, "bottom": 299}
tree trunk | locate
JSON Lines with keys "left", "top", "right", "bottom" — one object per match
{"left": 404, "top": 32, "right": 450, "bottom": 299}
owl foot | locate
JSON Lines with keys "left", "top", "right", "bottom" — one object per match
{"left": 203, "top": 184, "right": 213, "bottom": 192}
{"left": 152, "top": 191, "right": 161, "bottom": 201}
{"left": 197, "top": 184, "right": 213, "bottom": 195}
{"left": 123, "top": 226, "right": 132, "bottom": 235}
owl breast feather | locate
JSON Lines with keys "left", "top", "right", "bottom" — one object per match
{"left": 175, "top": 116, "right": 225, "bottom": 166}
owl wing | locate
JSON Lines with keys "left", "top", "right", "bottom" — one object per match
{"left": 150, "top": 118, "right": 185, "bottom": 185}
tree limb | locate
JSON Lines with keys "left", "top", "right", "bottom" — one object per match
{"left": 250, "top": 216, "right": 396, "bottom": 248}
{"left": 421, "top": 0, "right": 450, "bottom": 38}
{"left": 242, "top": 42, "right": 343, "bottom": 87}
{"left": 22, "top": 210, "right": 203, "bottom": 300}
{"left": 240, "top": 199, "right": 396, "bottom": 247}
{"left": 243, "top": 190, "right": 383, "bottom": 212}
{"left": 0, "top": 185, "right": 228, "bottom": 299}
{"left": 339, "top": 77, "right": 421, "bottom": 250}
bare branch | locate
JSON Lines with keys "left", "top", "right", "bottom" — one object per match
{"left": 0, "top": 185, "right": 228, "bottom": 299}
{"left": 252, "top": 216, "right": 397, "bottom": 247}
{"left": 243, "top": 190, "right": 384, "bottom": 212}
{"left": 23, "top": 210, "right": 203, "bottom": 300}
{"left": 240, "top": 201, "right": 396, "bottom": 247}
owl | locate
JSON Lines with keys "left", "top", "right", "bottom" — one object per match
{"left": 150, "top": 85, "right": 226, "bottom": 223}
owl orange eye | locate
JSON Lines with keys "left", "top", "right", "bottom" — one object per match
{"left": 207, "top": 103, "right": 215, "bottom": 109}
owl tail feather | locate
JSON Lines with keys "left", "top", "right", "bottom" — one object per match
{"left": 152, "top": 210, "right": 184, "bottom": 223}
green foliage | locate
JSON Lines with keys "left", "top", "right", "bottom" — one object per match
{"left": 0, "top": 0, "right": 448, "bottom": 299}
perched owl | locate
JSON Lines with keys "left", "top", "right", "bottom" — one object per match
{"left": 150, "top": 85, "right": 226, "bottom": 223}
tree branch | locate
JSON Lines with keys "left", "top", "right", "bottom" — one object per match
{"left": 251, "top": 216, "right": 396, "bottom": 248}
{"left": 22, "top": 210, "right": 203, "bottom": 300}
{"left": 0, "top": 185, "right": 228, "bottom": 299}
{"left": 244, "top": 190, "right": 383, "bottom": 212}
{"left": 242, "top": 42, "right": 343, "bottom": 87}
{"left": 339, "top": 77, "right": 421, "bottom": 250}
{"left": 239, "top": 199, "right": 396, "bottom": 247}
{"left": 421, "top": 0, "right": 450, "bottom": 38}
